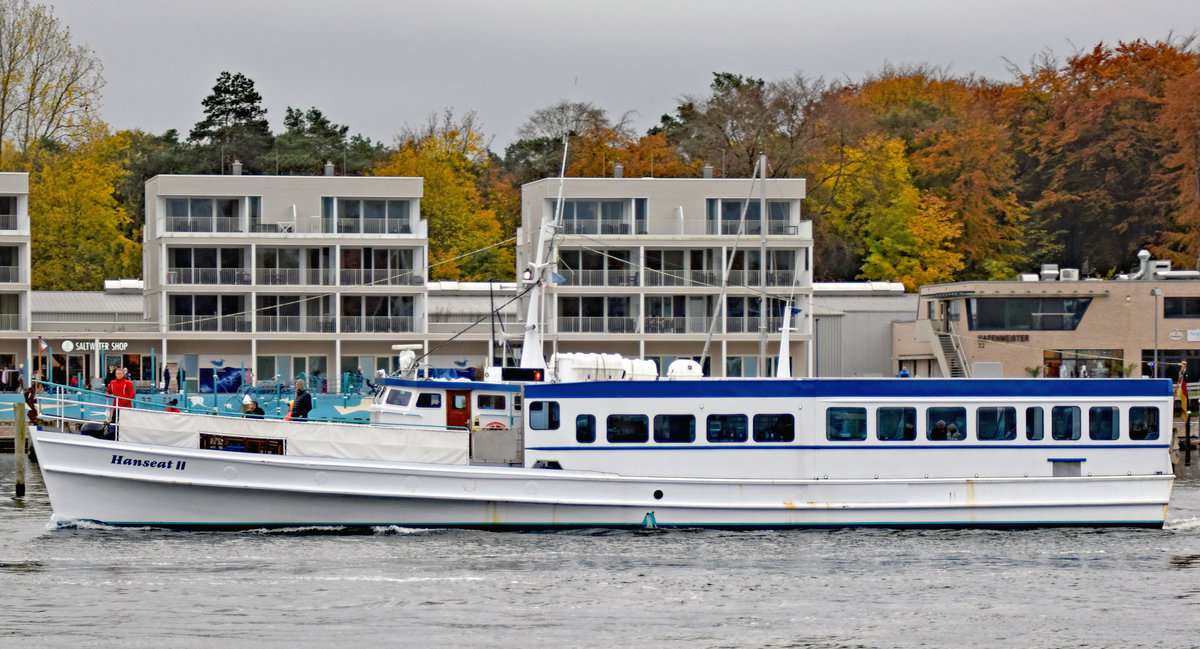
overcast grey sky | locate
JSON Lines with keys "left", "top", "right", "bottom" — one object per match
{"left": 49, "top": 0, "right": 1200, "bottom": 152}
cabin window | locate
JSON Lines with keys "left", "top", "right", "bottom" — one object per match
{"left": 977, "top": 407, "right": 1017, "bottom": 441}
{"left": 876, "top": 407, "right": 916, "bottom": 441}
{"left": 607, "top": 415, "right": 649, "bottom": 443}
{"left": 514, "top": 395, "right": 522, "bottom": 411}
{"left": 706, "top": 414, "right": 748, "bottom": 443}
{"left": 385, "top": 389, "right": 411, "bottom": 407}
{"left": 478, "top": 394, "right": 506, "bottom": 410}
{"left": 416, "top": 393, "right": 442, "bottom": 408}
{"left": 927, "top": 407, "right": 966, "bottom": 440}
{"left": 1129, "top": 406, "right": 1160, "bottom": 440}
{"left": 654, "top": 414, "right": 696, "bottom": 443}
{"left": 1089, "top": 406, "right": 1120, "bottom": 440}
{"left": 576, "top": 414, "right": 595, "bottom": 443}
{"left": 529, "top": 401, "right": 560, "bottom": 430}
{"left": 1051, "top": 406, "right": 1081, "bottom": 440}
{"left": 1026, "top": 407, "right": 1044, "bottom": 440}
{"left": 452, "top": 394, "right": 467, "bottom": 409}
{"left": 200, "top": 433, "right": 285, "bottom": 455}
{"left": 826, "top": 407, "right": 867, "bottom": 441}
{"left": 753, "top": 414, "right": 794, "bottom": 442}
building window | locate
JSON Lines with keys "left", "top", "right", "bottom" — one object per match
{"left": 557, "top": 199, "right": 632, "bottom": 235}
{"left": 1044, "top": 349, "right": 1122, "bottom": 378}
{"left": 1164, "top": 297, "right": 1200, "bottom": 318}
{"left": 325, "top": 198, "right": 412, "bottom": 234}
{"left": 706, "top": 199, "right": 791, "bottom": 235}
{"left": 967, "top": 297, "right": 1092, "bottom": 331}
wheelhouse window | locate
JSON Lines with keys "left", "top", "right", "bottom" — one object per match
{"left": 529, "top": 401, "right": 560, "bottom": 430}
{"left": 416, "top": 393, "right": 442, "bottom": 408}
{"left": 827, "top": 407, "right": 867, "bottom": 441}
{"left": 967, "top": 297, "right": 1092, "bottom": 331}
{"left": 1051, "top": 406, "right": 1081, "bottom": 440}
{"left": 576, "top": 414, "right": 595, "bottom": 443}
{"left": 1129, "top": 407, "right": 1160, "bottom": 440}
{"left": 753, "top": 414, "right": 794, "bottom": 442}
{"left": 927, "top": 407, "right": 966, "bottom": 440}
{"left": 477, "top": 394, "right": 506, "bottom": 410}
{"left": 1089, "top": 406, "right": 1120, "bottom": 440}
{"left": 384, "top": 389, "right": 411, "bottom": 407}
{"left": 706, "top": 414, "right": 748, "bottom": 443}
{"left": 654, "top": 414, "right": 696, "bottom": 443}
{"left": 607, "top": 415, "right": 649, "bottom": 443}
{"left": 977, "top": 407, "right": 1017, "bottom": 441}
{"left": 876, "top": 407, "right": 916, "bottom": 441}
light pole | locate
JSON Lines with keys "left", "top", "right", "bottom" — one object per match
{"left": 1151, "top": 287, "right": 1163, "bottom": 378}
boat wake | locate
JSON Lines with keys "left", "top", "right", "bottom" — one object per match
{"left": 1165, "top": 516, "right": 1200, "bottom": 532}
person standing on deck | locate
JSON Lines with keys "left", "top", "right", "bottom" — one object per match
{"left": 290, "top": 379, "right": 313, "bottom": 420}
{"left": 105, "top": 367, "right": 136, "bottom": 422}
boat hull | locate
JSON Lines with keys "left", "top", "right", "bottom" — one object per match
{"left": 31, "top": 430, "right": 1173, "bottom": 529}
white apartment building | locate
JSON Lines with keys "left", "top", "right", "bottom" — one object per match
{"left": 139, "top": 172, "right": 426, "bottom": 391}
{"left": 517, "top": 174, "right": 812, "bottom": 377}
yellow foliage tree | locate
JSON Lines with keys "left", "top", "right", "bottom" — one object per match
{"left": 821, "top": 134, "right": 963, "bottom": 290}
{"left": 26, "top": 132, "right": 139, "bottom": 289}
{"left": 374, "top": 113, "right": 512, "bottom": 281}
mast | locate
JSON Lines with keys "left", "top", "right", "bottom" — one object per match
{"left": 519, "top": 131, "right": 570, "bottom": 369}
{"left": 757, "top": 154, "right": 768, "bottom": 376}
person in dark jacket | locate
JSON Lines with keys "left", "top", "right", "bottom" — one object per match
{"left": 246, "top": 400, "right": 265, "bottom": 418}
{"left": 290, "top": 379, "right": 313, "bottom": 420}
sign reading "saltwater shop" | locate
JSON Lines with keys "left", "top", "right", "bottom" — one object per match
{"left": 59, "top": 340, "right": 130, "bottom": 353}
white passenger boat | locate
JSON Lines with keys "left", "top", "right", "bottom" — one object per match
{"left": 28, "top": 369, "right": 1174, "bottom": 529}
{"left": 25, "top": 152, "right": 1176, "bottom": 529}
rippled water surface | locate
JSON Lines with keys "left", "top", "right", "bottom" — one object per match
{"left": 4, "top": 464, "right": 1200, "bottom": 648}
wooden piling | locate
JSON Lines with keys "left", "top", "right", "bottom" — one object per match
{"left": 14, "top": 402, "right": 25, "bottom": 498}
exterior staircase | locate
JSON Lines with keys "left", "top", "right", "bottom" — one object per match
{"left": 936, "top": 332, "right": 967, "bottom": 377}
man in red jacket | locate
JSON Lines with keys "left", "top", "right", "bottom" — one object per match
{"left": 105, "top": 367, "right": 136, "bottom": 422}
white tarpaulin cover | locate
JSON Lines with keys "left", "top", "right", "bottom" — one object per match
{"left": 117, "top": 409, "right": 469, "bottom": 465}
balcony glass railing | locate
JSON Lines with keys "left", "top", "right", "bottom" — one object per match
{"left": 0, "top": 214, "right": 17, "bottom": 230}
{"left": 0, "top": 265, "right": 21, "bottom": 283}
{"left": 339, "top": 316, "right": 414, "bottom": 333}
{"left": 0, "top": 313, "right": 20, "bottom": 330}
{"left": 557, "top": 317, "right": 638, "bottom": 334}
{"left": 168, "top": 315, "right": 248, "bottom": 332}
{"left": 339, "top": 269, "right": 423, "bottom": 286}
{"left": 644, "top": 316, "right": 712, "bottom": 335}
{"left": 168, "top": 268, "right": 251, "bottom": 285}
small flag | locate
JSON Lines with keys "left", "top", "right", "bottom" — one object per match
{"left": 1179, "top": 370, "right": 1190, "bottom": 419}
{"left": 790, "top": 307, "right": 803, "bottom": 315}
{"left": 38, "top": 337, "right": 47, "bottom": 351}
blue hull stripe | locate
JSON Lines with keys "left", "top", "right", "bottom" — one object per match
{"left": 525, "top": 378, "right": 1173, "bottom": 400}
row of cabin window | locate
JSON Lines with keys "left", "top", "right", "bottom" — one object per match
{"left": 527, "top": 402, "right": 795, "bottom": 443}
{"left": 383, "top": 389, "right": 509, "bottom": 411}
{"left": 827, "top": 405, "right": 1160, "bottom": 442}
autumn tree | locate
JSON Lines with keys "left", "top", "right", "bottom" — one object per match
{"left": 375, "top": 110, "right": 513, "bottom": 281}
{"left": 28, "top": 132, "right": 139, "bottom": 289}
{"left": 0, "top": 0, "right": 104, "bottom": 166}
{"left": 1005, "top": 39, "right": 1200, "bottom": 274}
{"left": 660, "top": 71, "right": 827, "bottom": 177}
{"left": 189, "top": 71, "right": 272, "bottom": 174}
{"left": 1154, "top": 69, "right": 1200, "bottom": 263}
{"left": 818, "top": 134, "right": 963, "bottom": 290}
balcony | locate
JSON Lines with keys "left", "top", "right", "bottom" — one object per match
{"left": 337, "top": 218, "right": 413, "bottom": 235}
{"left": 0, "top": 265, "right": 22, "bottom": 283}
{"left": 557, "top": 317, "right": 638, "bottom": 334}
{"left": 710, "top": 222, "right": 798, "bottom": 236}
{"left": 339, "top": 268, "right": 423, "bottom": 286}
{"left": 645, "top": 316, "right": 712, "bottom": 334}
{"left": 726, "top": 316, "right": 785, "bottom": 334}
{"left": 0, "top": 214, "right": 16, "bottom": 230}
{"left": 257, "top": 268, "right": 302, "bottom": 285}
{"left": 168, "top": 314, "right": 250, "bottom": 332}
{"left": 562, "top": 221, "right": 632, "bottom": 236}
{"left": 559, "top": 269, "right": 640, "bottom": 287}
{"left": 255, "top": 315, "right": 303, "bottom": 333}
{"left": 168, "top": 268, "right": 252, "bottom": 285}
{"left": 340, "top": 316, "right": 414, "bottom": 333}
{"left": 165, "top": 217, "right": 244, "bottom": 233}
{"left": 0, "top": 313, "right": 20, "bottom": 330}
{"left": 644, "top": 269, "right": 721, "bottom": 288}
